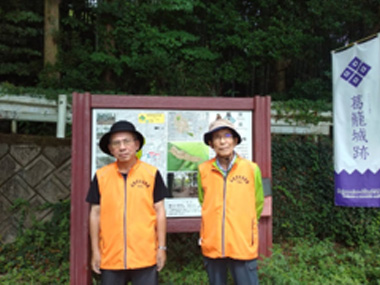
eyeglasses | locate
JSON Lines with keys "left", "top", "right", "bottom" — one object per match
{"left": 110, "top": 138, "right": 135, "bottom": 148}
{"left": 212, "top": 133, "right": 233, "bottom": 141}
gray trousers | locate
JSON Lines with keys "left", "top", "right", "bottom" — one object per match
{"left": 203, "top": 256, "right": 259, "bottom": 285}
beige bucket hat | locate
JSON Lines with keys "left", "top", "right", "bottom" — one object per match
{"left": 203, "top": 115, "right": 242, "bottom": 146}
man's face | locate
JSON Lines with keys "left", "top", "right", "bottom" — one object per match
{"left": 209, "top": 128, "right": 238, "bottom": 158}
{"left": 108, "top": 132, "right": 140, "bottom": 162}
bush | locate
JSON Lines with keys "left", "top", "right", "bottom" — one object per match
{"left": 259, "top": 238, "right": 380, "bottom": 284}
{"left": 159, "top": 233, "right": 209, "bottom": 284}
{"left": 0, "top": 200, "right": 70, "bottom": 284}
{"left": 272, "top": 135, "right": 380, "bottom": 246}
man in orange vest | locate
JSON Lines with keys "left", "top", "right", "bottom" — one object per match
{"left": 198, "top": 116, "right": 264, "bottom": 285}
{"left": 86, "top": 120, "right": 168, "bottom": 285}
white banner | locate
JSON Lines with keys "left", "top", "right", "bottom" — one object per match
{"left": 332, "top": 34, "right": 380, "bottom": 207}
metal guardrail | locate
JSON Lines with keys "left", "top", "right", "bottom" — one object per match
{"left": 270, "top": 105, "right": 332, "bottom": 135}
{"left": 0, "top": 94, "right": 72, "bottom": 138}
{"left": 0, "top": 94, "right": 331, "bottom": 137}
{"left": 271, "top": 114, "right": 331, "bottom": 135}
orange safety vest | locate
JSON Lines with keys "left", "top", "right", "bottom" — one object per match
{"left": 198, "top": 157, "right": 259, "bottom": 260}
{"left": 96, "top": 160, "right": 158, "bottom": 270}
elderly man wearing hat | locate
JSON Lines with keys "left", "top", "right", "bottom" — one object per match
{"left": 86, "top": 120, "right": 168, "bottom": 285}
{"left": 197, "top": 115, "right": 264, "bottom": 285}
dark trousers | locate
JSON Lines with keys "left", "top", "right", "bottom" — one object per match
{"left": 101, "top": 265, "right": 158, "bottom": 285}
{"left": 203, "top": 256, "right": 259, "bottom": 285}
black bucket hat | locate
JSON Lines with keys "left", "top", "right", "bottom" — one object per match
{"left": 99, "top": 120, "right": 145, "bottom": 156}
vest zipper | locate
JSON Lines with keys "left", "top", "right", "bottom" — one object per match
{"left": 222, "top": 175, "right": 227, "bottom": 257}
{"left": 220, "top": 161, "right": 236, "bottom": 257}
{"left": 123, "top": 174, "right": 128, "bottom": 269}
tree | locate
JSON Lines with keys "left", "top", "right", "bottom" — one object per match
{"left": 0, "top": 1, "right": 44, "bottom": 86}
{"left": 2, "top": 0, "right": 380, "bottom": 100}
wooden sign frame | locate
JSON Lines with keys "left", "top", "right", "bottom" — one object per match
{"left": 70, "top": 93, "right": 272, "bottom": 284}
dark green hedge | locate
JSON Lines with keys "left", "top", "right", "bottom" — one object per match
{"left": 272, "top": 135, "right": 380, "bottom": 246}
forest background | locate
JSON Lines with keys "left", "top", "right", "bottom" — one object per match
{"left": 1, "top": 0, "right": 380, "bottom": 284}
{"left": 2, "top": 0, "right": 380, "bottom": 100}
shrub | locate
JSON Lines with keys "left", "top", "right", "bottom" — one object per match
{"left": 259, "top": 238, "right": 380, "bottom": 284}
{"left": 159, "top": 233, "right": 209, "bottom": 284}
{"left": 272, "top": 135, "right": 380, "bottom": 246}
{"left": 0, "top": 200, "right": 70, "bottom": 284}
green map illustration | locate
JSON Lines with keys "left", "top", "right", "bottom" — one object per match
{"left": 168, "top": 142, "right": 209, "bottom": 171}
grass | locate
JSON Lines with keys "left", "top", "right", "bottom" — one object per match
{"left": 1, "top": 203, "right": 379, "bottom": 284}
{"left": 1, "top": 238, "right": 380, "bottom": 284}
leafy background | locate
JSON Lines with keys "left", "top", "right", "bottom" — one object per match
{"left": 2, "top": 0, "right": 380, "bottom": 100}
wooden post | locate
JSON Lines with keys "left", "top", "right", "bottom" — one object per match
{"left": 70, "top": 93, "right": 92, "bottom": 285}
{"left": 253, "top": 96, "right": 272, "bottom": 257}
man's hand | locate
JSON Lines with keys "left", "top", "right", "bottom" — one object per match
{"left": 156, "top": 249, "right": 166, "bottom": 271}
{"left": 154, "top": 200, "right": 167, "bottom": 272}
{"left": 91, "top": 249, "right": 101, "bottom": 274}
{"left": 89, "top": 205, "right": 101, "bottom": 274}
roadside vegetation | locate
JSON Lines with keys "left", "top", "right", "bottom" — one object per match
{"left": 1, "top": 135, "right": 379, "bottom": 284}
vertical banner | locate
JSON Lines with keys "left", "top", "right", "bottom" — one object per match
{"left": 332, "top": 35, "right": 380, "bottom": 207}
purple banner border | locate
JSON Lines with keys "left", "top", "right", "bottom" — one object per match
{"left": 335, "top": 169, "right": 380, "bottom": 207}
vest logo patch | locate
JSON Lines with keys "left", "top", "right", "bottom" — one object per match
{"left": 130, "top": 179, "right": 151, "bottom": 188}
{"left": 229, "top": 175, "right": 250, "bottom": 184}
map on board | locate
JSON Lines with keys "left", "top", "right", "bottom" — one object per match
{"left": 92, "top": 109, "right": 252, "bottom": 217}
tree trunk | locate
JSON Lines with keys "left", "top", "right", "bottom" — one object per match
{"left": 275, "top": 59, "right": 290, "bottom": 93}
{"left": 44, "top": 0, "right": 60, "bottom": 78}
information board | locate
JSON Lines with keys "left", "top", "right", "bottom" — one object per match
{"left": 91, "top": 109, "right": 252, "bottom": 217}
{"left": 70, "top": 94, "right": 272, "bottom": 284}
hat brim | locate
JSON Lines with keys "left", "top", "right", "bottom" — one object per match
{"left": 203, "top": 126, "right": 241, "bottom": 146}
{"left": 99, "top": 130, "right": 145, "bottom": 156}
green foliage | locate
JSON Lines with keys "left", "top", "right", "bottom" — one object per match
{"left": 259, "top": 238, "right": 380, "bottom": 284}
{"left": 3, "top": 223, "right": 379, "bottom": 284}
{"left": 0, "top": 200, "right": 70, "bottom": 284}
{"left": 272, "top": 135, "right": 380, "bottom": 246}
{"left": 288, "top": 78, "right": 331, "bottom": 101}
{"left": 0, "top": 81, "right": 74, "bottom": 101}
{"left": 159, "top": 233, "right": 209, "bottom": 284}
{"left": 0, "top": 2, "right": 43, "bottom": 86}
{"left": 10, "top": 198, "right": 31, "bottom": 236}
{"left": 2, "top": 1, "right": 380, "bottom": 98}
{"left": 87, "top": 0, "right": 223, "bottom": 95}
{"left": 45, "top": 0, "right": 99, "bottom": 91}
